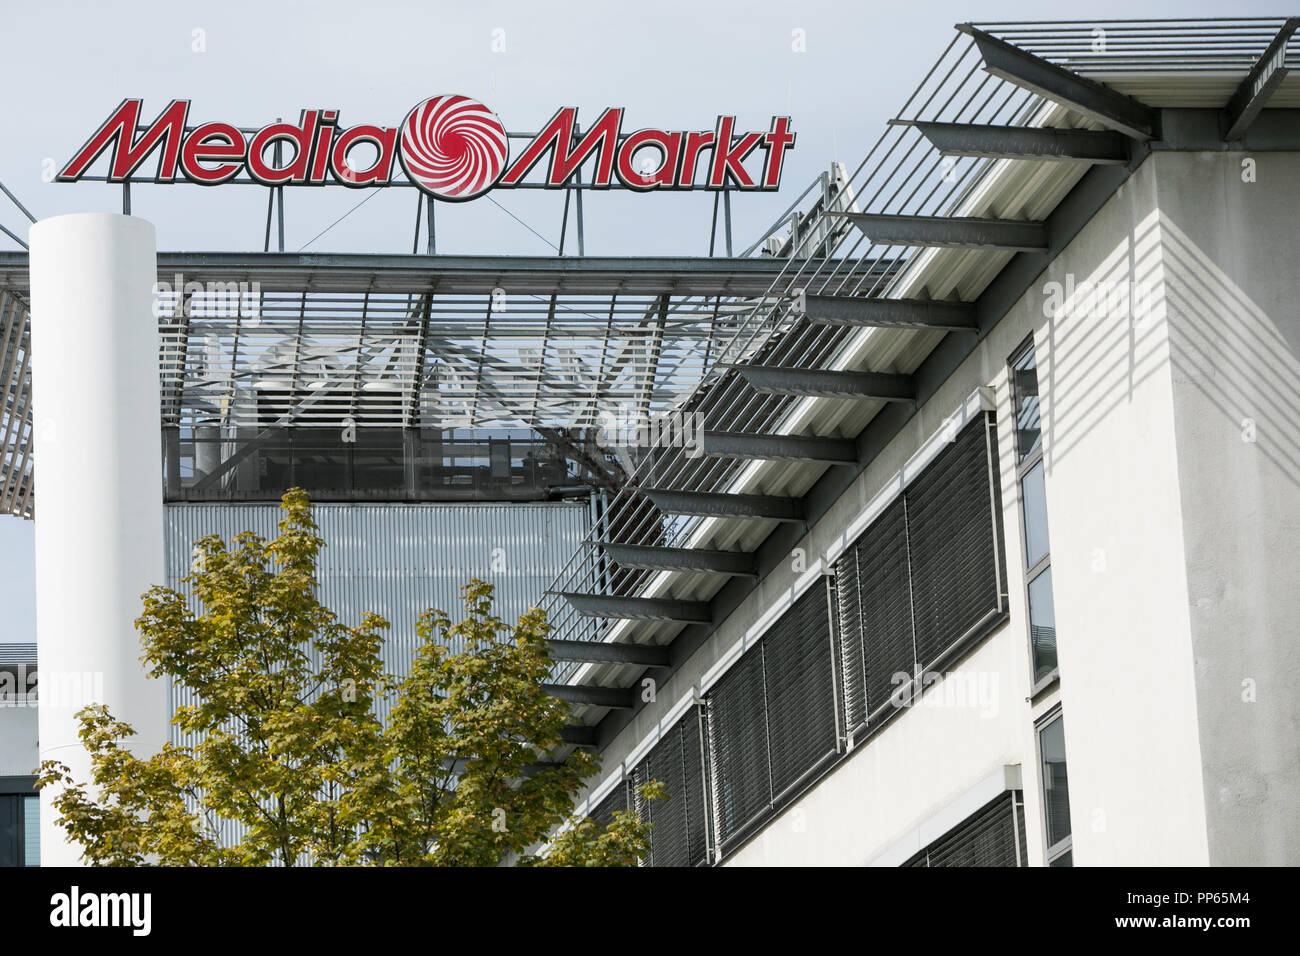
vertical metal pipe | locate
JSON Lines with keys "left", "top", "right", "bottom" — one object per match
{"left": 263, "top": 188, "right": 274, "bottom": 252}
{"left": 576, "top": 176, "right": 585, "bottom": 255}
{"left": 558, "top": 189, "right": 571, "bottom": 256}
{"left": 723, "top": 188, "right": 733, "bottom": 256}
{"left": 709, "top": 192, "right": 719, "bottom": 256}
{"left": 274, "top": 119, "right": 285, "bottom": 252}
{"left": 426, "top": 194, "right": 436, "bottom": 254}
{"left": 412, "top": 192, "right": 423, "bottom": 254}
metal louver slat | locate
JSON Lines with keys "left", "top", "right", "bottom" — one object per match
{"left": 834, "top": 552, "right": 867, "bottom": 735}
{"left": 0, "top": 292, "right": 34, "bottom": 518}
{"left": 906, "top": 418, "right": 1001, "bottom": 670}
{"left": 901, "top": 791, "right": 1026, "bottom": 867}
{"left": 681, "top": 708, "right": 710, "bottom": 866}
{"left": 762, "top": 579, "right": 838, "bottom": 799}
{"left": 705, "top": 650, "right": 771, "bottom": 850}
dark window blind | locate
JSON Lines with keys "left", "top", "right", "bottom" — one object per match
{"left": 762, "top": 581, "right": 838, "bottom": 799}
{"left": 834, "top": 414, "right": 1005, "bottom": 733}
{"left": 703, "top": 579, "right": 836, "bottom": 852}
{"left": 902, "top": 791, "right": 1025, "bottom": 867}
{"left": 855, "top": 496, "right": 915, "bottom": 723}
{"left": 632, "top": 708, "right": 710, "bottom": 867}
{"left": 0, "top": 795, "right": 19, "bottom": 868}
{"left": 907, "top": 418, "right": 1002, "bottom": 669}
{"left": 705, "top": 648, "right": 771, "bottom": 849}
{"left": 588, "top": 783, "right": 627, "bottom": 829}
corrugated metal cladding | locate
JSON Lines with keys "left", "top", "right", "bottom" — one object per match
{"left": 163, "top": 501, "right": 590, "bottom": 734}
{"left": 0, "top": 644, "right": 36, "bottom": 666}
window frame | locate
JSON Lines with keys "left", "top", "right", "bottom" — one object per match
{"left": 1008, "top": 335, "right": 1059, "bottom": 694}
{"left": 0, "top": 777, "right": 39, "bottom": 868}
{"left": 1035, "top": 705, "right": 1073, "bottom": 866}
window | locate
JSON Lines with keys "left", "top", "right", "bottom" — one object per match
{"left": 0, "top": 788, "right": 38, "bottom": 867}
{"left": 1027, "top": 567, "right": 1057, "bottom": 677}
{"left": 629, "top": 709, "right": 710, "bottom": 867}
{"left": 22, "top": 796, "right": 37, "bottom": 867}
{"left": 1010, "top": 338, "right": 1058, "bottom": 687}
{"left": 902, "top": 791, "right": 1027, "bottom": 867}
{"left": 620, "top": 579, "right": 838, "bottom": 865}
{"left": 835, "top": 413, "right": 1007, "bottom": 732}
{"left": 1011, "top": 345, "right": 1041, "bottom": 463}
{"left": 1038, "top": 711, "right": 1073, "bottom": 866}
{"left": 703, "top": 579, "right": 837, "bottom": 853}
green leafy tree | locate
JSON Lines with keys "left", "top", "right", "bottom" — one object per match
{"left": 37, "top": 489, "right": 659, "bottom": 866}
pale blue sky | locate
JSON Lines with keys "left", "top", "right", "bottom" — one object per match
{"left": 0, "top": 0, "right": 1285, "bottom": 641}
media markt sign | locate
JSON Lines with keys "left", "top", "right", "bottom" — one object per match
{"left": 57, "top": 96, "right": 796, "bottom": 201}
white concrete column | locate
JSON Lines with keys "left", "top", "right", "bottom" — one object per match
{"left": 29, "top": 213, "right": 167, "bottom": 866}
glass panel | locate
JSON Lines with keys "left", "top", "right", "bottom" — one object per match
{"left": 1021, "top": 461, "right": 1049, "bottom": 567}
{"left": 1040, "top": 715, "right": 1072, "bottom": 850}
{"left": 1011, "top": 346, "right": 1041, "bottom": 463}
{"left": 22, "top": 795, "right": 38, "bottom": 867}
{"left": 1028, "top": 567, "right": 1057, "bottom": 682}
{"left": 1049, "top": 848, "right": 1073, "bottom": 867}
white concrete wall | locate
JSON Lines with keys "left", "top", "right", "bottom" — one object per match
{"left": 1033, "top": 150, "right": 1300, "bottom": 865}
{"left": 1029, "top": 161, "right": 1210, "bottom": 866}
{"left": 1146, "top": 150, "right": 1300, "bottom": 865}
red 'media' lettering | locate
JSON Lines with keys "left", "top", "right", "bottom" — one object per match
{"left": 58, "top": 99, "right": 190, "bottom": 183}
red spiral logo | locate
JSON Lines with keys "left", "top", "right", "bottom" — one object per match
{"left": 399, "top": 95, "right": 509, "bottom": 201}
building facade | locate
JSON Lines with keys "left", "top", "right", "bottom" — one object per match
{"left": 2, "top": 18, "right": 1298, "bottom": 867}
{"left": 575, "top": 148, "right": 1300, "bottom": 866}
{"left": 557, "top": 23, "right": 1300, "bottom": 868}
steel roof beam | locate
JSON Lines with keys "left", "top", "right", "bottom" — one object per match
{"left": 547, "top": 638, "right": 671, "bottom": 666}
{"left": 559, "top": 592, "right": 712, "bottom": 623}
{"left": 0, "top": 251, "right": 888, "bottom": 298}
{"left": 561, "top": 725, "right": 600, "bottom": 746}
{"left": 958, "top": 24, "right": 1158, "bottom": 141}
{"left": 701, "top": 431, "right": 856, "bottom": 463}
{"left": 587, "top": 541, "right": 758, "bottom": 577}
{"left": 732, "top": 365, "right": 916, "bottom": 402}
{"left": 1223, "top": 18, "right": 1299, "bottom": 141}
{"left": 802, "top": 294, "right": 978, "bottom": 331}
{"left": 643, "top": 487, "right": 804, "bottom": 522}
{"left": 906, "top": 121, "right": 1130, "bottom": 164}
{"left": 543, "top": 684, "right": 636, "bottom": 710}
{"left": 842, "top": 213, "right": 1049, "bottom": 251}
